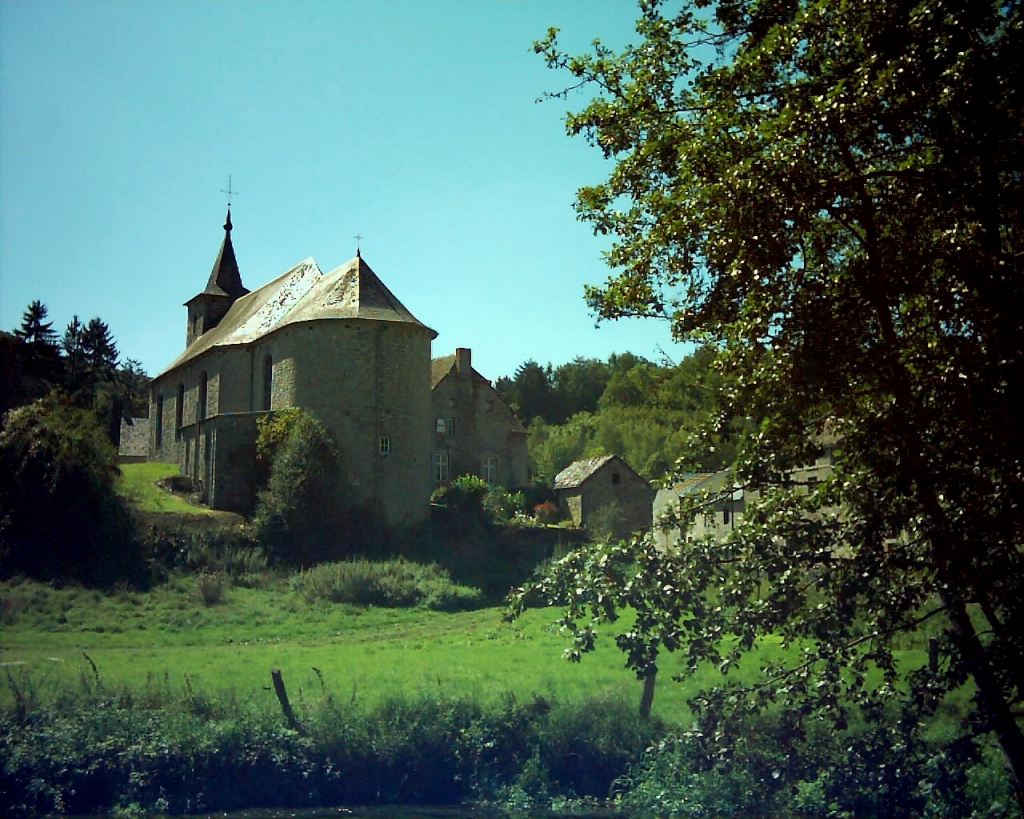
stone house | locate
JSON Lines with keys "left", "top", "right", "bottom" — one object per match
{"left": 430, "top": 347, "right": 529, "bottom": 489}
{"left": 653, "top": 471, "right": 743, "bottom": 550}
{"left": 653, "top": 434, "right": 839, "bottom": 549}
{"left": 149, "top": 209, "right": 437, "bottom": 527}
{"left": 554, "top": 454, "right": 654, "bottom": 537}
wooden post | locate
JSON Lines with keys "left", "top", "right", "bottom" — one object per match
{"left": 271, "top": 668, "right": 302, "bottom": 732}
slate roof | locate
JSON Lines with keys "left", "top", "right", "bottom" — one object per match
{"left": 161, "top": 252, "right": 435, "bottom": 376}
{"left": 553, "top": 454, "right": 619, "bottom": 489}
{"left": 669, "top": 473, "right": 717, "bottom": 495}
{"left": 188, "top": 208, "right": 248, "bottom": 301}
{"left": 430, "top": 353, "right": 485, "bottom": 388}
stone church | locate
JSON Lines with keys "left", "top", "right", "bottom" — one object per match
{"left": 150, "top": 209, "right": 525, "bottom": 527}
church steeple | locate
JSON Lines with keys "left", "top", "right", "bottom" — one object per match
{"left": 202, "top": 207, "right": 246, "bottom": 298}
{"left": 184, "top": 208, "right": 250, "bottom": 347}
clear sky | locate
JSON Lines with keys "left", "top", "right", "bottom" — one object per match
{"left": 0, "top": 1, "right": 683, "bottom": 382}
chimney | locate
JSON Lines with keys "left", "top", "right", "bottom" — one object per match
{"left": 456, "top": 347, "right": 471, "bottom": 375}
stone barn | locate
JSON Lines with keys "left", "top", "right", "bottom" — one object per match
{"left": 149, "top": 209, "right": 437, "bottom": 527}
{"left": 554, "top": 454, "right": 653, "bottom": 537}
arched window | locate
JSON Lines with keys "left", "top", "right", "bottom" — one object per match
{"left": 155, "top": 395, "right": 164, "bottom": 448}
{"left": 198, "top": 372, "right": 208, "bottom": 421}
{"left": 175, "top": 383, "right": 185, "bottom": 440}
{"left": 262, "top": 355, "right": 273, "bottom": 411}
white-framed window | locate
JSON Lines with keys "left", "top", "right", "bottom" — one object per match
{"left": 436, "top": 418, "right": 454, "bottom": 435}
{"left": 379, "top": 436, "right": 391, "bottom": 456}
{"left": 482, "top": 455, "right": 497, "bottom": 483}
{"left": 433, "top": 451, "right": 449, "bottom": 483}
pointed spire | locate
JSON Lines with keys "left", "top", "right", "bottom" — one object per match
{"left": 203, "top": 207, "right": 247, "bottom": 298}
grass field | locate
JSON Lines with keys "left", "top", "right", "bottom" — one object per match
{"left": 115, "top": 462, "right": 219, "bottom": 515}
{"left": 0, "top": 573, "right": 730, "bottom": 721}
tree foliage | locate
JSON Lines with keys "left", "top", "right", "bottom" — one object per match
{"left": 253, "top": 408, "right": 344, "bottom": 565}
{"left": 515, "top": 0, "right": 1024, "bottom": 805}
{"left": 510, "top": 346, "right": 742, "bottom": 483}
{"left": 0, "top": 395, "right": 137, "bottom": 584}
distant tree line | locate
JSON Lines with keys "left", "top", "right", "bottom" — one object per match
{"left": 496, "top": 347, "right": 748, "bottom": 483}
{"left": 1, "top": 299, "right": 149, "bottom": 434}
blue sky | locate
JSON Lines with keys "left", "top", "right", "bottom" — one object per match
{"left": 0, "top": 1, "right": 683, "bottom": 382}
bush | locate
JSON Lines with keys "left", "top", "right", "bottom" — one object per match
{"left": 192, "top": 572, "right": 225, "bottom": 606}
{"left": 252, "top": 409, "right": 344, "bottom": 565}
{"left": 433, "top": 476, "right": 527, "bottom": 524}
{"left": 290, "top": 557, "right": 481, "bottom": 610}
{"left": 0, "top": 395, "right": 139, "bottom": 584}
{"left": 533, "top": 501, "right": 560, "bottom": 524}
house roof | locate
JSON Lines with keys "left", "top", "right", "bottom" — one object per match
{"left": 160, "top": 252, "right": 436, "bottom": 376}
{"left": 430, "top": 353, "right": 485, "bottom": 388}
{"left": 669, "top": 472, "right": 717, "bottom": 495}
{"left": 554, "top": 454, "right": 624, "bottom": 489}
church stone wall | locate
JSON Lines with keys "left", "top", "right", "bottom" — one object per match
{"left": 279, "top": 319, "right": 434, "bottom": 527}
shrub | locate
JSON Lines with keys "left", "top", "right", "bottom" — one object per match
{"left": 0, "top": 395, "right": 139, "bottom": 584}
{"left": 290, "top": 557, "right": 481, "bottom": 610}
{"left": 192, "top": 572, "right": 225, "bottom": 606}
{"left": 252, "top": 409, "right": 343, "bottom": 565}
{"left": 533, "top": 501, "right": 560, "bottom": 524}
{"left": 433, "top": 476, "right": 528, "bottom": 525}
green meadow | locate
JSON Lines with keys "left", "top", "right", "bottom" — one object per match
{"left": 1, "top": 574, "right": 704, "bottom": 719}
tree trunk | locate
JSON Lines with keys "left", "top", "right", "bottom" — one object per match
{"left": 639, "top": 669, "right": 657, "bottom": 719}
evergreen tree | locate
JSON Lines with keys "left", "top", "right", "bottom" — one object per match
{"left": 14, "top": 300, "right": 58, "bottom": 349}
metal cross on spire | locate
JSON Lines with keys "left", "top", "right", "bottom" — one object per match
{"left": 221, "top": 175, "right": 239, "bottom": 208}
{"left": 355, "top": 233, "right": 363, "bottom": 256}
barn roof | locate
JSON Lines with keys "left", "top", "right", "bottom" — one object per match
{"left": 160, "top": 252, "right": 435, "bottom": 376}
{"left": 554, "top": 454, "right": 621, "bottom": 489}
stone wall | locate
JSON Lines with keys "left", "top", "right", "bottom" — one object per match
{"left": 431, "top": 350, "right": 529, "bottom": 489}
{"left": 558, "top": 458, "right": 653, "bottom": 537}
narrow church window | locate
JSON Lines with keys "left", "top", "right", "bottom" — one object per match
{"left": 436, "top": 418, "right": 446, "bottom": 434}
{"left": 723, "top": 507, "right": 731, "bottom": 525}
{"left": 262, "top": 355, "right": 273, "bottom": 411}
{"left": 612, "top": 472, "right": 621, "bottom": 485}
{"left": 445, "top": 418, "right": 455, "bottom": 436}
{"left": 175, "top": 384, "right": 184, "bottom": 440}
{"left": 482, "top": 456, "right": 497, "bottom": 483}
{"left": 379, "top": 436, "right": 390, "bottom": 456}
{"left": 433, "top": 452, "right": 449, "bottom": 483}
{"left": 155, "top": 395, "right": 164, "bottom": 448}
{"left": 198, "top": 372, "right": 208, "bottom": 421}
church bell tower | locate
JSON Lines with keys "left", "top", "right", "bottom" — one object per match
{"left": 184, "top": 207, "right": 249, "bottom": 347}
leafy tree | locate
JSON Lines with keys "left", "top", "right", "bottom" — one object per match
{"left": 253, "top": 408, "right": 344, "bottom": 565}
{"left": 518, "top": 0, "right": 1024, "bottom": 805}
{"left": 550, "top": 357, "right": 610, "bottom": 423}
{"left": 0, "top": 394, "right": 137, "bottom": 584}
